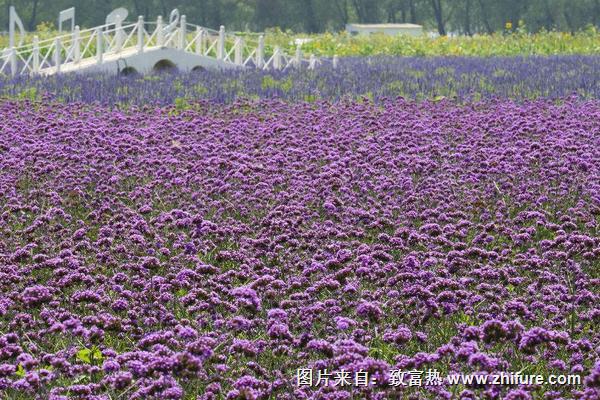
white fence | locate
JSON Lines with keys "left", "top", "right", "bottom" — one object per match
{"left": 0, "top": 15, "right": 337, "bottom": 76}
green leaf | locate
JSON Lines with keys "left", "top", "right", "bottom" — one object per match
{"left": 77, "top": 346, "right": 103, "bottom": 364}
{"left": 15, "top": 364, "right": 25, "bottom": 378}
{"left": 92, "top": 347, "right": 104, "bottom": 362}
{"left": 76, "top": 348, "right": 92, "bottom": 364}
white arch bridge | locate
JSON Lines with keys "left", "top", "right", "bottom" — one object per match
{"left": 0, "top": 8, "right": 337, "bottom": 77}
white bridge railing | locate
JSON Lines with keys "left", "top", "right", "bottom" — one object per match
{"left": 0, "top": 14, "right": 337, "bottom": 77}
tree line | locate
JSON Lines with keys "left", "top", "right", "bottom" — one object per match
{"left": 3, "top": 0, "right": 600, "bottom": 34}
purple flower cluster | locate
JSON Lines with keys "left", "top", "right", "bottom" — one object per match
{"left": 0, "top": 97, "right": 598, "bottom": 398}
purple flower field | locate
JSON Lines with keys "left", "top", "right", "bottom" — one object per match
{"left": 2, "top": 56, "right": 600, "bottom": 106}
{"left": 0, "top": 96, "right": 599, "bottom": 399}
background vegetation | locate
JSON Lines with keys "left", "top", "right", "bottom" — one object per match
{"left": 2, "top": 0, "right": 600, "bottom": 35}
{"left": 3, "top": 28, "right": 600, "bottom": 58}
{"left": 268, "top": 27, "right": 600, "bottom": 56}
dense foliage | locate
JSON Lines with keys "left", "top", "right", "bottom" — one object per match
{"left": 2, "top": 56, "right": 600, "bottom": 106}
{"left": 0, "top": 97, "right": 599, "bottom": 399}
{"left": 2, "top": 0, "right": 600, "bottom": 35}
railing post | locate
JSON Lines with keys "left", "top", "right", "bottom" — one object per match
{"left": 217, "top": 25, "right": 225, "bottom": 60}
{"left": 295, "top": 44, "right": 302, "bottom": 68}
{"left": 115, "top": 21, "right": 123, "bottom": 53}
{"left": 157, "top": 16, "right": 164, "bottom": 47}
{"left": 333, "top": 55, "right": 339, "bottom": 69}
{"left": 96, "top": 27, "right": 103, "bottom": 65}
{"left": 73, "top": 25, "right": 81, "bottom": 63}
{"left": 179, "top": 15, "right": 186, "bottom": 50}
{"left": 32, "top": 36, "right": 40, "bottom": 74}
{"left": 256, "top": 34, "right": 264, "bottom": 69}
{"left": 9, "top": 47, "right": 17, "bottom": 77}
{"left": 309, "top": 54, "right": 316, "bottom": 70}
{"left": 195, "top": 27, "right": 204, "bottom": 55}
{"left": 137, "top": 16, "right": 144, "bottom": 54}
{"left": 54, "top": 37, "right": 61, "bottom": 73}
{"left": 234, "top": 36, "right": 243, "bottom": 65}
{"left": 274, "top": 46, "right": 282, "bottom": 70}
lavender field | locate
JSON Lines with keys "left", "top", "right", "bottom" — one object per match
{"left": 0, "top": 90, "right": 599, "bottom": 399}
{"left": 2, "top": 56, "right": 600, "bottom": 106}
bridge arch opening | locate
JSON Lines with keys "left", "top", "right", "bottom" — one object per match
{"left": 191, "top": 66, "right": 206, "bottom": 72}
{"left": 153, "top": 59, "right": 177, "bottom": 73}
{"left": 120, "top": 66, "right": 139, "bottom": 76}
